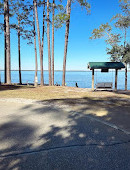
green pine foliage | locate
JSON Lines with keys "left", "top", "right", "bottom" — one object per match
{"left": 90, "top": 0, "right": 130, "bottom": 64}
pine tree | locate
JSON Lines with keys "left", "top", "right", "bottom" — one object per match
{"left": 62, "top": 0, "right": 90, "bottom": 86}
{"left": 52, "top": 0, "right": 55, "bottom": 85}
{"left": 112, "top": 1, "right": 130, "bottom": 90}
{"left": 33, "top": 0, "right": 38, "bottom": 87}
{"left": 47, "top": 0, "right": 52, "bottom": 86}
{"left": 5, "top": 0, "right": 11, "bottom": 84}
{"left": 34, "top": 0, "right": 44, "bottom": 86}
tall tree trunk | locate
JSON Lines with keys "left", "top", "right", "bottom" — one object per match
{"left": 124, "top": 28, "right": 127, "bottom": 91}
{"left": 6, "top": 0, "right": 11, "bottom": 84}
{"left": 52, "top": 0, "right": 55, "bottom": 85}
{"left": 34, "top": 0, "right": 44, "bottom": 86}
{"left": 62, "top": 0, "right": 71, "bottom": 86}
{"left": 41, "top": 0, "right": 45, "bottom": 59}
{"left": 18, "top": 16, "right": 22, "bottom": 84}
{"left": 124, "top": 28, "right": 126, "bottom": 48}
{"left": 4, "top": 1, "right": 7, "bottom": 83}
{"left": 40, "top": 0, "right": 45, "bottom": 85}
{"left": 47, "top": 0, "right": 52, "bottom": 86}
{"left": 33, "top": 1, "right": 38, "bottom": 87}
{"left": 125, "top": 63, "right": 127, "bottom": 91}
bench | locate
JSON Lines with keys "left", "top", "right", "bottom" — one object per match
{"left": 96, "top": 82, "right": 113, "bottom": 90}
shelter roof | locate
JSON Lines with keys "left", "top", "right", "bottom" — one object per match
{"left": 88, "top": 62, "right": 125, "bottom": 70}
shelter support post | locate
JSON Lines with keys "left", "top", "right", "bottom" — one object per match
{"left": 115, "top": 69, "right": 118, "bottom": 91}
{"left": 92, "top": 69, "right": 94, "bottom": 91}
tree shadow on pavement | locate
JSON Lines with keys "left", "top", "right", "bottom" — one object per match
{"left": 0, "top": 96, "right": 130, "bottom": 170}
{"left": 38, "top": 96, "right": 130, "bottom": 132}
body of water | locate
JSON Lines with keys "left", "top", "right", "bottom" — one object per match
{"left": 0, "top": 70, "right": 130, "bottom": 90}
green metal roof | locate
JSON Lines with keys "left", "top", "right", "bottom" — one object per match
{"left": 88, "top": 62, "right": 125, "bottom": 70}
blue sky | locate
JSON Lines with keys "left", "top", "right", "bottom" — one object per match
{"left": 0, "top": 0, "right": 129, "bottom": 71}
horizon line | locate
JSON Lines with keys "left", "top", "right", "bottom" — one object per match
{"left": 0, "top": 69, "right": 129, "bottom": 72}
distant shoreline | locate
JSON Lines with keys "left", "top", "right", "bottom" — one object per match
{"left": 0, "top": 70, "right": 130, "bottom": 72}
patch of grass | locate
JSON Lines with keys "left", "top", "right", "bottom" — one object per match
{"left": 0, "top": 84, "right": 130, "bottom": 101}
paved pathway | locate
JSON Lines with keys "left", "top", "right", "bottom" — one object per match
{"left": 0, "top": 100, "right": 130, "bottom": 170}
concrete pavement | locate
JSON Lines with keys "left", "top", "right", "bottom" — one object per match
{"left": 0, "top": 100, "right": 130, "bottom": 170}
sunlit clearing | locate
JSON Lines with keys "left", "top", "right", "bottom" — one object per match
{"left": 84, "top": 108, "right": 108, "bottom": 117}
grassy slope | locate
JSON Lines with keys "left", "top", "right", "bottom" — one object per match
{"left": 0, "top": 84, "right": 130, "bottom": 131}
{"left": 0, "top": 84, "right": 130, "bottom": 100}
